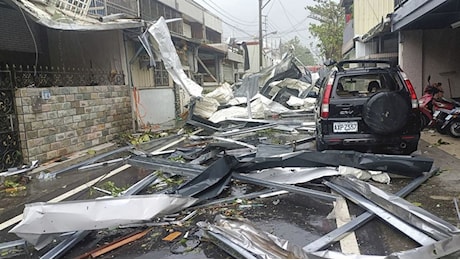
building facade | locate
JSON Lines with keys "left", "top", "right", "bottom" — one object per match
{"left": 340, "top": 0, "right": 460, "bottom": 98}
{"left": 0, "top": 0, "right": 245, "bottom": 168}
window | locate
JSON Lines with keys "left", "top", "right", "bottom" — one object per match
{"left": 154, "top": 61, "right": 169, "bottom": 86}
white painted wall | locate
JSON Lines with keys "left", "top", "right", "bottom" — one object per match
{"left": 400, "top": 29, "right": 460, "bottom": 98}
{"left": 177, "top": 0, "right": 202, "bottom": 22}
{"left": 245, "top": 43, "right": 274, "bottom": 73}
{"left": 245, "top": 44, "right": 260, "bottom": 73}
{"left": 136, "top": 88, "right": 176, "bottom": 128}
{"left": 354, "top": 0, "right": 393, "bottom": 36}
{"left": 422, "top": 29, "right": 460, "bottom": 98}
{"left": 203, "top": 11, "right": 222, "bottom": 34}
{"left": 183, "top": 23, "right": 192, "bottom": 38}
{"left": 399, "top": 30, "right": 424, "bottom": 96}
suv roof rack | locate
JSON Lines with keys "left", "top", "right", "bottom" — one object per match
{"left": 336, "top": 59, "right": 396, "bottom": 72}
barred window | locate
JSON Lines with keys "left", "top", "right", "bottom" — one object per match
{"left": 154, "top": 61, "right": 169, "bottom": 86}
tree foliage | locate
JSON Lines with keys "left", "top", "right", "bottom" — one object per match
{"left": 306, "top": 0, "right": 344, "bottom": 61}
{"left": 280, "top": 37, "right": 316, "bottom": 66}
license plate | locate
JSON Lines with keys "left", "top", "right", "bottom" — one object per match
{"left": 333, "top": 122, "right": 358, "bottom": 133}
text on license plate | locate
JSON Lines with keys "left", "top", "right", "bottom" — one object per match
{"left": 333, "top": 122, "right": 358, "bottom": 132}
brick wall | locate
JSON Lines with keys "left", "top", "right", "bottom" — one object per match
{"left": 15, "top": 86, "right": 132, "bottom": 163}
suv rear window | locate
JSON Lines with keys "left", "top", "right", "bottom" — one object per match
{"left": 335, "top": 72, "right": 401, "bottom": 97}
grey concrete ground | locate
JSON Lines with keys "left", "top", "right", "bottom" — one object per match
{"left": 409, "top": 130, "right": 460, "bottom": 226}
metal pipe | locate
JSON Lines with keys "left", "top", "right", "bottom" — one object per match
{"left": 0, "top": 239, "right": 26, "bottom": 251}
{"left": 213, "top": 123, "right": 276, "bottom": 137}
{"left": 233, "top": 173, "right": 338, "bottom": 202}
{"left": 78, "top": 157, "right": 127, "bottom": 171}
{"left": 44, "top": 146, "right": 134, "bottom": 176}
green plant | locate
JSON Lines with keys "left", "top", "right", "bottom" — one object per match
{"left": 154, "top": 171, "right": 185, "bottom": 187}
{"left": 3, "top": 179, "right": 20, "bottom": 188}
{"left": 101, "top": 181, "right": 126, "bottom": 196}
{"left": 168, "top": 155, "right": 185, "bottom": 163}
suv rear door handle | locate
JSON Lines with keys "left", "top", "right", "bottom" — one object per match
{"left": 337, "top": 104, "right": 352, "bottom": 107}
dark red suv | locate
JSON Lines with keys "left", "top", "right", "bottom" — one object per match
{"left": 315, "top": 60, "right": 421, "bottom": 155}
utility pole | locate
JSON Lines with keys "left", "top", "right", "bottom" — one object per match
{"left": 259, "top": 0, "right": 272, "bottom": 69}
{"left": 259, "top": 0, "right": 263, "bottom": 69}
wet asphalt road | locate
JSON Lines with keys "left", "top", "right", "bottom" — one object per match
{"left": 1, "top": 130, "right": 460, "bottom": 258}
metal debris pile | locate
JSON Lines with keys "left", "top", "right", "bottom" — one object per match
{"left": 1, "top": 17, "right": 460, "bottom": 259}
{"left": 4, "top": 116, "right": 459, "bottom": 258}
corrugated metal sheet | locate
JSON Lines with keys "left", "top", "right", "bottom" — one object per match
{"left": 354, "top": 0, "right": 394, "bottom": 36}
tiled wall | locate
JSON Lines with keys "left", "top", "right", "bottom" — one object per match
{"left": 15, "top": 85, "right": 132, "bottom": 162}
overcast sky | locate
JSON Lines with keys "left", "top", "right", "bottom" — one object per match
{"left": 193, "top": 0, "right": 319, "bottom": 52}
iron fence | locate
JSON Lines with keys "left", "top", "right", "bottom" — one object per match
{"left": 0, "top": 64, "right": 125, "bottom": 88}
{"left": 0, "top": 68, "right": 21, "bottom": 171}
{"left": 0, "top": 64, "right": 125, "bottom": 170}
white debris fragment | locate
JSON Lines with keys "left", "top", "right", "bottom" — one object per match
{"left": 338, "top": 166, "right": 391, "bottom": 184}
{"left": 205, "top": 82, "right": 234, "bottom": 105}
{"left": 148, "top": 17, "right": 202, "bottom": 98}
{"left": 194, "top": 97, "right": 220, "bottom": 118}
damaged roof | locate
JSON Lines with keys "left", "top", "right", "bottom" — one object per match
{"left": 2, "top": 0, "right": 144, "bottom": 30}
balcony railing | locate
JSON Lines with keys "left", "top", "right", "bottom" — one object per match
{"left": 88, "top": 0, "right": 138, "bottom": 17}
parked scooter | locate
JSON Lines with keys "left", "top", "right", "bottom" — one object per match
{"left": 419, "top": 76, "right": 443, "bottom": 128}
{"left": 433, "top": 99, "right": 460, "bottom": 137}
{"left": 419, "top": 92, "right": 435, "bottom": 129}
{"left": 418, "top": 77, "right": 456, "bottom": 131}
{"left": 433, "top": 107, "right": 453, "bottom": 134}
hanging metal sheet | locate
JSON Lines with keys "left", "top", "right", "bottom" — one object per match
{"left": 147, "top": 17, "right": 202, "bottom": 98}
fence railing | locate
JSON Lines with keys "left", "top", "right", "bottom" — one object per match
{"left": 88, "top": 0, "right": 138, "bottom": 17}
{"left": 0, "top": 64, "right": 125, "bottom": 88}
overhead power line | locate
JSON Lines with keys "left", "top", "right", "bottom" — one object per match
{"left": 199, "top": 0, "right": 258, "bottom": 27}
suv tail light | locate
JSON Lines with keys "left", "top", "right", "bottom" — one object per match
{"left": 320, "top": 78, "right": 334, "bottom": 118}
{"left": 400, "top": 71, "right": 419, "bottom": 109}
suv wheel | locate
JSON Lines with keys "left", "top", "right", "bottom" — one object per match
{"left": 363, "top": 92, "right": 410, "bottom": 134}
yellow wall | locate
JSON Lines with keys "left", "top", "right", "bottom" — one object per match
{"left": 354, "top": 0, "right": 394, "bottom": 35}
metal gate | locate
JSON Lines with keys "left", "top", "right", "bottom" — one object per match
{"left": 0, "top": 68, "right": 22, "bottom": 171}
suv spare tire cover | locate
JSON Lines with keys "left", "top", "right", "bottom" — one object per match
{"left": 363, "top": 91, "right": 409, "bottom": 135}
